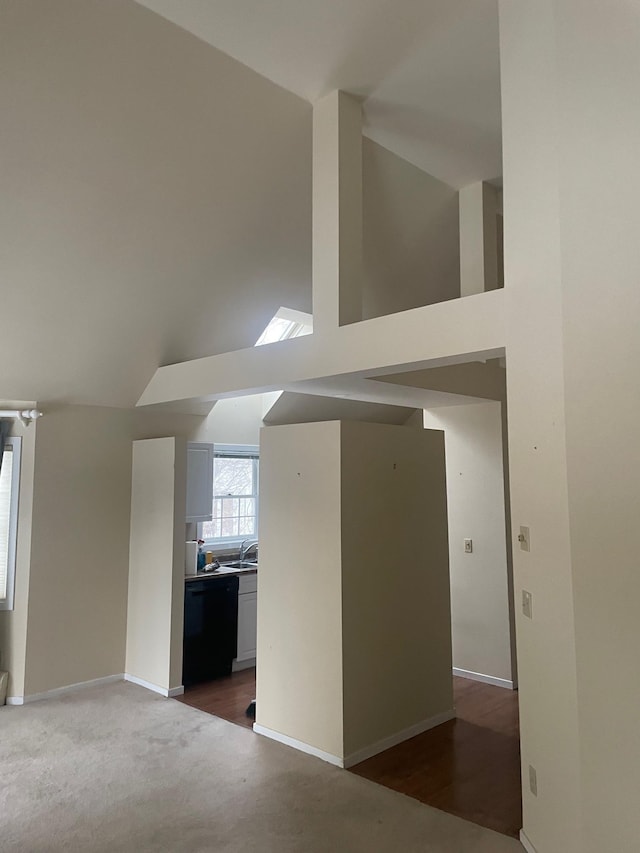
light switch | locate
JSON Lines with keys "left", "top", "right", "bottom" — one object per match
{"left": 464, "top": 538, "right": 473, "bottom": 553}
{"left": 518, "top": 525, "right": 530, "bottom": 552}
{"left": 522, "top": 589, "right": 533, "bottom": 619}
{"left": 529, "top": 765, "right": 538, "bottom": 796}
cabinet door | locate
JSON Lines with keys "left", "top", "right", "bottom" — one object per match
{"left": 236, "top": 591, "right": 257, "bottom": 662}
{"left": 186, "top": 442, "right": 214, "bottom": 522}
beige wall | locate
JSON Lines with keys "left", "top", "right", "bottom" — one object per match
{"left": 257, "top": 420, "right": 452, "bottom": 763}
{"left": 257, "top": 421, "right": 344, "bottom": 757}
{"left": 340, "top": 421, "right": 452, "bottom": 757}
{"left": 363, "top": 138, "right": 460, "bottom": 318}
{"left": 0, "top": 0, "right": 312, "bottom": 408}
{"left": 424, "top": 403, "right": 513, "bottom": 685}
{"left": 501, "top": 3, "right": 581, "bottom": 850}
{"left": 126, "top": 437, "right": 185, "bottom": 692}
{"left": 554, "top": 4, "right": 640, "bottom": 852}
{"left": 22, "top": 407, "right": 133, "bottom": 696}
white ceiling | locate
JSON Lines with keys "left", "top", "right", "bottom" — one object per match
{"left": 134, "top": 0, "right": 502, "bottom": 188}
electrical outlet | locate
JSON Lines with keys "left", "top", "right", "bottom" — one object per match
{"left": 522, "top": 589, "right": 533, "bottom": 619}
{"left": 518, "top": 525, "right": 530, "bottom": 552}
{"left": 464, "top": 538, "right": 473, "bottom": 553}
{"left": 529, "top": 764, "right": 538, "bottom": 796}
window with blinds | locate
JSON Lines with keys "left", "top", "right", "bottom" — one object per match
{"left": 0, "top": 436, "right": 21, "bottom": 611}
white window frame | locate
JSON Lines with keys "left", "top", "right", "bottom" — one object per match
{"left": 198, "top": 444, "right": 259, "bottom": 549}
{"left": 0, "top": 435, "right": 21, "bottom": 612}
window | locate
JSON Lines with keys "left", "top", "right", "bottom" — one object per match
{"left": 200, "top": 446, "right": 259, "bottom": 545}
{"left": 255, "top": 307, "right": 312, "bottom": 346}
{"left": 0, "top": 436, "right": 21, "bottom": 611}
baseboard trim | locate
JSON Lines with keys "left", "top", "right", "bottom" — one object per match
{"left": 519, "top": 829, "right": 538, "bottom": 853}
{"left": 124, "top": 673, "right": 183, "bottom": 698}
{"left": 253, "top": 724, "right": 344, "bottom": 767}
{"left": 232, "top": 657, "right": 256, "bottom": 672}
{"left": 343, "top": 709, "right": 456, "bottom": 768}
{"left": 253, "top": 709, "right": 456, "bottom": 771}
{"left": 453, "top": 667, "right": 515, "bottom": 690}
{"left": 10, "top": 673, "right": 125, "bottom": 706}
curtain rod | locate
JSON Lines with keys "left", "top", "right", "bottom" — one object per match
{"left": 0, "top": 409, "right": 43, "bottom": 426}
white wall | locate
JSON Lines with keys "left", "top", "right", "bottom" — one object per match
{"left": 424, "top": 402, "right": 513, "bottom": 686}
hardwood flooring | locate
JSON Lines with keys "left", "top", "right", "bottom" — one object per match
{"left": 176, "top": 667, "right": 256, "bottom": 730}
{"left": 350, "top": 676, "right": 521, "bottom": 838}
{"left": 176, "top": 671, "right": 521, "bottom": 838}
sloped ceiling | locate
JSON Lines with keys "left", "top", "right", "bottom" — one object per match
{"left": 263, "top": 392, "right": 415, "bottom": 427}
{"left": 135, "top": 0, "right": 502, "bottom": 188}
{"left": 1, "top": 0, "right": 311, "bottom": 407}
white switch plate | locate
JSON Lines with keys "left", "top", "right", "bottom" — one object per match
{"left": 522, "top": 589, "right": 533, "bottom": 619}
{"left": 529, "top": 764, "right": 538, "bottom": 796}
{"left": 518, "top": 525, "right": 530, "bottom": 552}
{"left": 464, "top": 538, "right": 473, "bottom": 553}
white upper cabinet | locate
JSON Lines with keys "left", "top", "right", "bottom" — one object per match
{"left": 186, "top": 442, "right": 214, "bottom": 522}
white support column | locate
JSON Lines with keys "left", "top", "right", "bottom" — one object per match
{"left": 459, "top": 181, "right": 499, "bottom": 296}
{"left": 312, "top": 90, "right": 363, "bottom": 331}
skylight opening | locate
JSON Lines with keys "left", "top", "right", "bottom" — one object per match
{"left": 255, "top": 307, "right": 313, "bottom": 346}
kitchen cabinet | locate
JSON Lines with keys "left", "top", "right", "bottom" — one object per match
{"left": 234, "top": 573, "right": 257, "bottom": 669}
{"left": 186, "top": 442, "right": 213, "bottom": 522}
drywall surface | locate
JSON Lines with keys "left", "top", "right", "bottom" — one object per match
{"left": 340, "top": 422, "right": 452, "bottom": 757}
{"left": 22, "top": 407, "right": 132, "bottom": 695}
{"left": 256, "top": 422, "right": 344, "bottom": 758}
{"left": 263, "top": 392, "right": 414, "bottom": 427}
{"left": 363, "top": 139, "right": 460, "bottom": 318}
{"left": 0, "top": 417, "right": 36, "bottom": 698}
{"left": 0, "top": 0, "right": 311, "bottom": 407}
{"left": 126, "top": 437, "right": 185, "bottom": 692}
{"left": 554, "top": 4, "right": 640, "bottom": 852}
{"left": 500, "top": 3, "right": 581, "bottom": 850}
{"left": 424, "top": 403, "right": 512, "bottom": 684}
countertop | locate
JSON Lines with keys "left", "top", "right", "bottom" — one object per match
{"left": 185, "top": 565, "right": 257, "bottom": 583}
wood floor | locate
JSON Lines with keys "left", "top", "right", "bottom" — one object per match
{"left": 350, "top": 676, "right": 521, "bottom": 838}
{"left": 176, "top": 667, "right": 256, "bottom": 730}
{"left": 176, "top": 671, "right": 521, "bottom": 838}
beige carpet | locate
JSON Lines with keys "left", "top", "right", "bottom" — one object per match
{"left": 0, "top": 682, "right": 522, "bottom": 852}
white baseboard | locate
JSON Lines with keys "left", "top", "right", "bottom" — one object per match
{"left": 8, "top": 673, "right": 124, "bottom": 706}
{"left": 232, "top": 657, "right": 256, "bottom": 672}
{"left": 343, "top": 709, "right": 456, "bottom": 768}
{"left": 254, "top": 709, "right": 456, "bottom": 771}
{"left": 453, "top": 667, "right": 515, "bottom": 690}
{"left": 253, "top": 724, "right": 344, "bottom": 767}
{"left": 124, "top": 673, "right": 183, "bottom": 698}
{"left": 519, "top": 829, "right": 537, "bottom": 853}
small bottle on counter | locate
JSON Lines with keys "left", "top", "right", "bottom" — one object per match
{"left": 205, "top": 551, "right": 215, "bottom": 565}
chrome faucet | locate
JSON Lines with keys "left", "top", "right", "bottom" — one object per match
{"left": 239, "top": 539, "right": 258, "bottom": 561}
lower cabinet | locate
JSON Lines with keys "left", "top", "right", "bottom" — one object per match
{"left": 234, "top": 573, "right": 257, "bottom": 669}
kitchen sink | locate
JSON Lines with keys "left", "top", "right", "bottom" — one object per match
{"left": 221, "top": 560, "right": 258, "bottom": 569}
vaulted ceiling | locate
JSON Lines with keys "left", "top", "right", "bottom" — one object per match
{"left": 135, "top": 0, "right": 502, "bottom": 188}
{"left": 1, "top": 0, "right": 501, "bottom": 409}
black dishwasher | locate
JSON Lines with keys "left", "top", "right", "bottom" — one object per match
{"left": 183, "top": 575, "right": 239, "bottom": 686}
